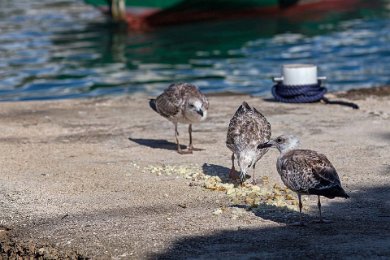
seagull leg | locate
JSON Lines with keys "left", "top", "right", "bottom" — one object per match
{"left": 187, "top": 124, "right": 194, "bottom": 153}
{"left": 175, "top": 123, "right": 181, "bottom": 153}
{"left": 318, "top": 195, "right": 323, "bottom": 222}
{"left": 314, "top": 196, "right": 332, "bottom": 224}
{"left": 175, "top": 123, "right": 190, "bottom": 154}
{"left": 290, "top": 193, "right": 305, "bottom": 226}
{"left": 229, "top": 153, "right": 239, "bottom": 180}
{"left": 251, "top": 164, "right": 257, "bottom": 185}
{"left": 298, "top": 193, "right": 304, "bottom": 225}
{"left": 187, "top": 124, "right": 201, "bottom": 152}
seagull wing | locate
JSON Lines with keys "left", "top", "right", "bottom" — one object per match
{"left": 279, "top": 150, "right": 348, "bottom": 198}
{"left": 226, "top": 102, "right": 271, "bottom": 152}
{"left": 155, "top": 84, "right": 183, "bottom": 119}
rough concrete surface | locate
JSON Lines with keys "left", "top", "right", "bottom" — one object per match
{"left": 0, "top": 88, "right": 389, "bottom": 259}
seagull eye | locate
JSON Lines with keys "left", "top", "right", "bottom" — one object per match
{"left": 276, "top": 138, "right": 282, "bottom": 143}
{"left": 189, "top": 104, "right": 195, "bottom": 108}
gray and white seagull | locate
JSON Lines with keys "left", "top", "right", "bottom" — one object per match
{"left": 149, "top": 82, "right": 209, "bottom": 154}
{"left": 259, "top": 135, "right": 349, "bottom": 225}
{"left": 226, "top": 101, "right": 271, "bottom": 184}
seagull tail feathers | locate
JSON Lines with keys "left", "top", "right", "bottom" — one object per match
{"left": 149, "top": 99, "right": 158, "bottom": 113}
{"left": 337, "top": 186, "right": 350, "bottom": 199}
{"left": 241, "top": 101, "right": 251, "bottom": 110}
{"left": 313, "top": 185, "right": 350, "bottom": 199}
{"left": 342, "top": 190, "right": 350, "bottom": 199}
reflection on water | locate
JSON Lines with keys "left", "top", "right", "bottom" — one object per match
{"left": 0, "top": 0, "right": 389, "bottom": 101}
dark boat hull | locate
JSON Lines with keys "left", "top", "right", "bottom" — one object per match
{"left": 84, "top": 0, "right": 363, "bottom": 30}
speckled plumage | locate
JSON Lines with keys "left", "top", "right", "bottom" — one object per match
{"left": 260, "top": 135, "right": 349, "bottom": 224}
{"left": 150, "top": 83, "right": 209, "bottom": 124}
{"left": 226, "top": 101, "right": 271, "bottom": 183}
{"left": 150, "top": 82, "right": 209, "bottom": 154}
{"left": 277, "top": 149, "right": 349, "bottom": 199}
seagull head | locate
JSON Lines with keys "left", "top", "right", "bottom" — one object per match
{"left": 237, "top": 152, "right": 255, "bottom": 184}
{"left": 258, "top": 135, "right": 300, "bottom": 154}
{"left": 185, "top": 98, "right": 207, "bottom": 122}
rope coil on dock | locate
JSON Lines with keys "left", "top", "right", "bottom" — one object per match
{"left": 272, "top": 81, "right": 359, "bottom": 109}
{"left": 272, "top": 81, "right": 327, "bottom": 103}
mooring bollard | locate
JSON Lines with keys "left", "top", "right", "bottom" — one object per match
{"left": 271, "top": 64, "right": 358, "bottom": 109}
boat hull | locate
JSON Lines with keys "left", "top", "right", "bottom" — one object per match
{"left": 84, "top": 0, "right": 361, "bottom": 29}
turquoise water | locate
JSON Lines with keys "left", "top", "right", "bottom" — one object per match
{"left": 0, "top": 0, "right": 389, "bottom": 101}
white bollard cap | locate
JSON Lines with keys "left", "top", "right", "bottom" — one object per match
{"left": 273, "top": 64, "right": 326, "bottom": 86}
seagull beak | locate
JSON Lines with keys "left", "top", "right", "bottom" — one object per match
{"left": 258, "top": 141, "right": 273, "bottom": 149}
{"left": 239, "top": 170, "right": 252, "bottom": 184}
{"left": 197, "top": 109, "right": 204, "bottom": 117}
{"left": 239, "top": 172, "right": 246, "bottom": 184}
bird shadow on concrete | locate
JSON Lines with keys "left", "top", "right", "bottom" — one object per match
{"left": 374, "top": 131, "right": 390, "bottom": 141}
{"left": 263, "top": 97, "right": 278, "bottom": 103}
{"left": 128, "top": 137, "right": 186, "bottom": 151}
{"left": 202, "top": 163, "right": 234, "bottom": 184}
{"left": 9, "top": 185, "right": 390, "bottom": 259}
{"left": 249, "top": 203, "right": 310, "bottom": 225}
{"left": 227, "top": 203, "right": 305, "bottom": 225}
{"left": 149, "top": 185, "right": 390, "bottom": 259}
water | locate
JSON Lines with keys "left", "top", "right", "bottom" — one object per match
{"left": 0, "top": 0, "right": 390, "bottom": 101}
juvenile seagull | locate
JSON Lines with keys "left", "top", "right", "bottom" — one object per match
{"left": 149, "top": 82, "right": 209, "bottom": 154}
{"left": 259, "top": 135, "right": 349, "bottom": 225}
{"left": 226, "top": 101, "right": 271, "bottom": 184}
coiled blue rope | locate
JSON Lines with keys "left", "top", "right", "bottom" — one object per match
{"left": 271, "top": 81, "right": 359, "bottom": 109}
{"left": 272, "top": 81, "right": 327, "bottom": 103}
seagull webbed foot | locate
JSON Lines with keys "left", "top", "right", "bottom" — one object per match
{"left": 177, "top": 149, "right": 193, "bottom": 155}
{"left": 189, "top": 147, "right": 203, "bottom": 151}
{"left": 188, "top": 145, "right": 202, "bottom": 152}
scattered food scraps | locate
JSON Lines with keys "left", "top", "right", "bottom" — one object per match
{"left": 142, "top": 163, "right": 300, "bottom": 212}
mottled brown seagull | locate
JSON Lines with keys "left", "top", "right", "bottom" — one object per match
{"left": 259, "top": 135, "right": 349, "bottom": 225}
{"left": 226, "top": 101, "right": 271, "bottom": 184}
{"left": 149, "top": 82, "right": 209, "bottom": 154}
